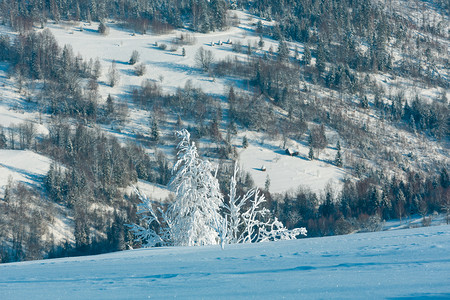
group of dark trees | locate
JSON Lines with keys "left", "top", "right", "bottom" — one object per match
{"left": 0, "top": 0, "right": 229, "bottom": 33}
{"left": 0, "top": 28, "right": 172, "bottom": 261}
{"left": 0, "top": 180, "right": 54, "bottom": 263}
{"left": 272, "top": 167, "right": 449, "bottom": 237}
{"left": 0, "top": 29, "right": 102, "bottom": 122}
{"left": 42, "top": 122, "right": 172, "bottom": 255}
{"left": 241, "top": 0, "right": 448, "bottom": 83}
{"left": 0, "top": 119, "right": 173, "bottom": 262}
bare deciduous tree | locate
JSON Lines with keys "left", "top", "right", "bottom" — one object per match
{"left": 195, "top": 47, "right": 214, "bottom": 72}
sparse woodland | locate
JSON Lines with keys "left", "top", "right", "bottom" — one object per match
{"left": 0, "top": 0, "right": 449, "bottom": 262}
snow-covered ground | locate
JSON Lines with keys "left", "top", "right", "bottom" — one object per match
{"left": 239, "top": 143, "right": 345, "bottom": 194}
{"left": 0, "top": 149, "right": 52, "bottom": 195}
{"left": 128, "top": 179, "right": 173, "bottom": 202}
{"left": 0, "top": 225, "right": 448, "bottom": 299}
{"left": 44, "top": 11, "right": 273, "bottom": 97}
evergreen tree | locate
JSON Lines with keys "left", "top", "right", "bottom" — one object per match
{"left": 265, "top": 174, "right": 271, "bottom": 191}
{"left": 277, "top": 39, "right": 289, "bottom": 61}
{"left": 303, "top": 46, "right": 311, "bottom": 65}
{"left": 151, "top": 119, "right": 160, "bottom": 142}
{"left": 106, "top": 94, "right": 114, "bottom": 117}
{"left": 308, "top": 144, "right": 314, "bottom": 160}
{"left": 0, "top": 127, "right": 6, "bottom": 148}
{"left": 441, "top": 168, "right": 449, "bottom": 189}
{"left": 242, "top": 136, "right": 249, "bottom": 148}
{"left": 360, "top": 95, "right": 369, "bottom": 109}
{"left": 247, "top": 42, "right": 252, "bottom": 57}
{"left": 258, "top": 35, "right": 265, "bottom": 49}
{"left": 316, "top": 41, "right": 326, "bottom": 74}
{"left": 335, "top": 141, "right": 343, "bottom": 167}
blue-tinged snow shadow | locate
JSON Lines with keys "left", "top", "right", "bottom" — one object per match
{"left": 388, "top": 293, "right": 450, "bottom": 299}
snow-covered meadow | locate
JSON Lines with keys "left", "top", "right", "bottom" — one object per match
{"left": 1, "top": 225, "right": 449, "bottom": 299}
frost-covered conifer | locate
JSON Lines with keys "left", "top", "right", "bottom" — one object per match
{"left": 167, "top": 129, "right": 224, "bottom": 246}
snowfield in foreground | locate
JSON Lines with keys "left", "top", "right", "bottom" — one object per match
{"left": 1, "top": 225, "right": 449, "bottom": 299}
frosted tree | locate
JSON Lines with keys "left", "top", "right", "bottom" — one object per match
{"left": 129, "top": 50, "right": 140, "bottom": 65}
{"left": 167, "top": 129, "right": 224, "bottom": 246}
{"left": 127, "top": 187, "right": 172, "bottom": 247}
{"left": 107, "top": 60, "right": 120, "bottom": 87}
{"left": 195, "top": 47, "right": 215, "bottom": 72}
{"left": 129, "top": 130, "right": 224, "bottom": 247}
{"left": 223, "top": 166, "right": 306, "bottom": 244}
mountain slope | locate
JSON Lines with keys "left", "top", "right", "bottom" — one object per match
{"left": 1, "top": 225, "right": 449, "bottom": 299}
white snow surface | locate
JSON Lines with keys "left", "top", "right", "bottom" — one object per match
{"left": 44, "top": 11, "right": 272, "bottom": 98}
{"left": 126, "top": 179, "right": 173, "bottom": 202}
{"left": 1, "top": 225, "right": 449, "bottom": 299}
{"left": 239, "top": 144, "right": 345, "bottom": 194}
{"left": 0, "top": 150, "right": 52, "bottom": 195}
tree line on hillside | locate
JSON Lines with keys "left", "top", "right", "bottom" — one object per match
{"left": 271, "top": 167, "right": 449, "bottom": 237}
{"left": 0, "top": 120, "right": 174, "bottom": 263}
{"left": 239, "top": 0, "right": 448, "bottom": 89}
{"left": 0, "top": 0, "right": 229, "bottom": 33}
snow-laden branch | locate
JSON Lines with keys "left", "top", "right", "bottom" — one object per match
{"left": 126, "top": 186, "right": 171, "bottom": 247}
{"left": 225, "top": 165, "right": 307, "bottom": 244}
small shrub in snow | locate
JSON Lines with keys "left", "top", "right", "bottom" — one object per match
{"left": 169, "top": 44, "right": 179, "bottom": 52}
{"left": 129, "top": 50, "right": 140, "bottom": 65}
{"left": 134, "top": 63, "right": 146, "bottom": 76}
{"left": 242, "top": 136, "right": 248, "bottom": 148}
{"left": 173, "top": 33, "right": 196, "bottom": 45}
{"left": 98, "top": 22, "right": 109, "bottom": 35}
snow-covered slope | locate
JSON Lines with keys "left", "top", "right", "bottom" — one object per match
{"left": 0, "top": 149, "right": 52, "bottom": 195}
{"left": 38, "top": 13, "right": 349, "bottom": 195}
{"left": 1, "top": 225, "right": 449, "bottom": 299}
{"left": 240, "top": 143, "right": 345, "bottom": 194}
